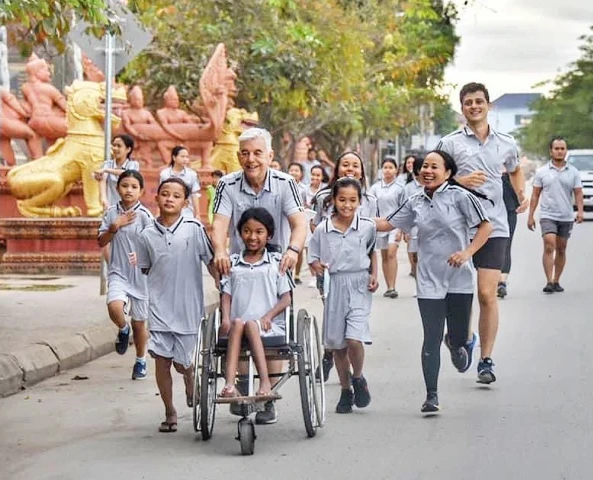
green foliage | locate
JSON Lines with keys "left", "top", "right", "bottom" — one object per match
{"left": 0, "top": 0, "right": 110, "bottom": 54}
{"left": 517, "top": 27, "right": 593, "bottom": 157}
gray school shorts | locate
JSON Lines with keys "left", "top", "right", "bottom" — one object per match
{"left": 540, "top": 218, "right": 574, "bottom": 239}
{"left": 148, "top": 331, "right": 197, "bottom": 368}
{"left": 323, "top": 271, "right": 372, "bottom": 350}
{"left": 107, "top": 276, "right": 148, "bottom": 321}
{"left": 375, "top": 229, "right": 400, "bottom": 250}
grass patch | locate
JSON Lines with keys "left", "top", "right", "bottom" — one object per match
{"left": 0, "top": 284, "right": 74, "bottom": 292}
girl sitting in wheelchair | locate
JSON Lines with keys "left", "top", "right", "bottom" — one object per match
{"left": 219, "top": 207, "right": 294, "bottom": 397}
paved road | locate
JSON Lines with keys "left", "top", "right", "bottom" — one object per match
{"left": 1, "top": 220, "right": 591, "bottom": 480}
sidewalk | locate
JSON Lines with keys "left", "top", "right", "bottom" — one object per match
{"left": 0, "top": 274, "right": 218, "bottom": 397}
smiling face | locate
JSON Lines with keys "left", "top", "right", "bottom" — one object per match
{"left": 240, "top": 218, "right": 270, "bottom": 254}
{"left": 405, "top": 156, "right": 415, "bottom": 173}
{"left": 156, "top": 181, "right": 187, "bottom": 216}
{"left": 337, "top": 154, "right": 363, "bottom": 181}
{"left": 333, "top": 184, "right": 361, "bottom": 221}
{"left": 288, "top": 164, "right": 303, "bottom": 182}
{"left": 461, "top": 90, "right": 489, "bottom": 125}
{"left": 111, "top": 137, "right": 131, "bottom": 162}
{"left": 238, "top": 136, "right": 273, "bottom": 183}
{"left": 117, "top": 176, "right": 143, "bottom": 207}
{"left": 310, "top": 167, "right": 323, "bottom": 188}
{"left": 420, "top": 152, "right": 451, "bottom": 191}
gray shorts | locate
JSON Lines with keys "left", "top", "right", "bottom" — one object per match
{"left": 540, "top": 218, "right": 573, "bottom": 239}
{"left": 375, "top": 230, "right": 399, "bottom": 250}
{"left": 107, "top": 276, "right": 148, "bottom": 321}
{"left": 323, "top": 271, "right": 372, "bottom": 350}
{"left": 148, "top": 331, "right": 197, "bottom": 368}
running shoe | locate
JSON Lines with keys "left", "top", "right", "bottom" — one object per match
{"left": 444, "top": 334, "right": 469, "bottom": 372}
{"left": 255, "top": 401, "right": 278, "bottom": 425}
{"left": 552, "top": 283, "right": 564, "bottom": 293}
{"left": 132, "top": 360, "right": 147, "bottom": 380}
{"left": 294, "top": 278, "right": 302, "bottom": 285}
{"left": 352, "top": 376, "right": 371, "bottom": 408}
{"left": 336, "top": 388, "right": 354, "bottom": 414}
{"left": 463, "top": 333, "right": 478, "bottom": 373}
{"left": 388, "top": 290, "right": 399, "bottom": 299}
{"left": 383, "top": 289, "right": 394, "bottom": 297}
{"left": 543, "top": 282, "right": 555, "bottom": 293}
{"left": 477, "top": 357, "right": 496, "bottom": 384}
{"left": 421, "top": 392, "right": 440, "bottom": 413}
{"left": 115, "top": 324, "right": 130, "bottom": 355}
{"left": 497, "top": 282, "right": 507, "bottom": 299}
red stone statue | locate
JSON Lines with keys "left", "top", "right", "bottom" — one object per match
{"left": 0, "top": 90, "right": 40, "bottom": 165}
{"left": 21, "top": 54, "right": 68, "bottom": 153}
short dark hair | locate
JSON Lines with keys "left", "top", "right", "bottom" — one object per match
{"left": 288, "top": 162, "right": 304, "bottom": 175}
{"left": 158, "top": 177, "right": 190, "bottom": 199}
{"left": 549, "top": 136, "right": 568, "bottom": 150}
{"left": 117, "top": 169, "right": 144, "bottom": 189}
{"left": 237, "top": 207, "right": 275, "bottom": 239}
{"left": 459, "top": 82, "right": 490, "bottom": 104}
{"left": 212, "top": 170, "right": 224, "bottom": 178}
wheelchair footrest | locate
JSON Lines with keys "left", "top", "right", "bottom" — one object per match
{"left": 216, "top": 393, "right": 282, "bottom": 405}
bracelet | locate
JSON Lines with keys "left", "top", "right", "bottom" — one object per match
{"left": 287, "top": 245, "right": 301, "bottom": 254}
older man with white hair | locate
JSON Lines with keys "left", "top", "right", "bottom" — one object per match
{"left": 211, "top": 127, "right": 307, "bottom": 424}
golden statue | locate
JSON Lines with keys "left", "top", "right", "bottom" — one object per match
{"left": 7, "top": 81, "right": 127, "bottom": 218}
{"left": 206, "top": 107, "right": 259, "bottom": 173}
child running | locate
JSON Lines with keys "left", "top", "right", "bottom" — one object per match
{"left": 403, "top": 155, "right": 425, "bottom": 279}
{"left": 375, "top": 150, "right": 492, "bottom": 413}
{"left": 159, "top": 145, "right": 201, "bottom": 219}
{"left": 219, "top": 207, "right": 294, "bottom": 398}
{"left": 98, "top": 170, "right": 153, "bottom": 380}
{"left": 136, "top": 177, "right": 216, "bottom": 433}
{"left": 311, "top": 151, "right": 378, "bottom": 382}
{"left": 288, "top": 162, "right": 309, "bottom": 285}
{"left": 309, "top": 177, "right": 378, "bottom": 414}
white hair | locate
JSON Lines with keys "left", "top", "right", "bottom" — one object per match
{"left": 238, "top": 127, "right": 272, "bottom": 151}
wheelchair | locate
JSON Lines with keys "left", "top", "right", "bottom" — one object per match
{"left": 191, "top": 303, "right": 326, "bottom": 455}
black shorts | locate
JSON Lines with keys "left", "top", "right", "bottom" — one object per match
{"left": 472, "top": 237, "right": 508, "bottom": 271}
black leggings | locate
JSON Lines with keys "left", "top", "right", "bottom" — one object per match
{"left": 417, "top": 294, "right": 473, "bottom": 393}
{"left": 502, "top": 210, "right": 517, "bottom": 275}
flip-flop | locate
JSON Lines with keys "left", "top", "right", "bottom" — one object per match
{"left": 158, "top": 421, "right": 177, "bottom": 433}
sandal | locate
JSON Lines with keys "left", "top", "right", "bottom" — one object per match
{"left": 220, "top": 384, "right": 238, "bottom": 398}
{"left": 158, "top": 421, "right": 178, "bottom": 433}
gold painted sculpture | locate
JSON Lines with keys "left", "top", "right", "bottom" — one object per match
{"left": 207, "top": 107, "right": 259, "bottom": 173}
{"left": 7, "top": 81, "right": 127, "bottom": 218}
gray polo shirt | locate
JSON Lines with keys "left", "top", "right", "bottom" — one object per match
{"left": 213, "top": 169, "right": 304, "bottom": 254}
{"left": 220, "top": 250, "right": 294, "bottom": 328}
{"left": 98, "top": 201, "right": 153, "bottom": 299}
{"left": 308, "top": 213, "right": 377, "bottom": 274}
{"left": 533, "top": 161, "right": 582, "bottom": 222}
{"left": 437, "top": 126, "right": 519, "bottom": 238}
{"left": 369, "top": 179, "right": 405, "bottom": 238}
{"left": 311, "top": 187, "right": 378, "bottom": 226}
{"left": 404, "top": 178, "right": 423, "bottom": 198}
{"left": 386, "top": 182, "right": 489, "bottom": 299}
{"left": 101, "top": 158, "right": 140, "bottom": 206}
{"left": 136, "top": 217, "right": 214, "bottom": 334}
{"left": 160, "top": 166, "right": 201, "bottom": 218}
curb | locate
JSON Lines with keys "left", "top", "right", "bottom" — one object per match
{"left": 0, "top": 287, "right": 220, "bottom": 398}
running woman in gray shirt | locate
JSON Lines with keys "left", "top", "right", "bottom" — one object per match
{"left": 528, "top": 136, "right": 584, "bottom": 293}
{"left": 437, "top": 82, "right": 526, "bottom": 384}
{"left": 136, "top": 177, "right": 216, "bottom": 433}
{"left": 375, "top": 150, "right": 492, "bottom": 413}
{"left": 159, "top": 145, "right": 201, "bottom": 219}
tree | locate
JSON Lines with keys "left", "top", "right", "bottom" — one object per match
{"left": 517, "top": 27, "right": 593, "bottom": 157}
{"left": 0, "top": 1, "right": 110, "bottom": 54}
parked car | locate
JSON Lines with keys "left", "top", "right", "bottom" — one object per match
{"left": 566, "top": 149, "right": 593, "bottom": 213}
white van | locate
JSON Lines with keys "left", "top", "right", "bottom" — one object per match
{"left": 566, "top": 149, "right": 593, "bottom": 214}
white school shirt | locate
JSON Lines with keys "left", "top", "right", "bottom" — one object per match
{"left": 159, "top": 166, "right": 201, "bottom": 218}
{"left": 386, "top": 182, "right": 489, "bottom": 299}
{"left": 98, "top": 201, "right": 153, "bottom": 299}
{"left": 220, "top": 250, "right": 294, "bottom": 329}
{"left": 311, "top": 187, "right": 378, "bottom": 227}
{"left": 437, "top": 125, "right": 519, "bottom": 238}
{"left": 308, "top": 213, "right": 377, "bottom": 274}
{"left": 213, "top": 169, "right": 304, "bottom": 254}
{"left": 136, "top": 217, "right": 213, "bottom": 334}
{"left": 533, "top": 161, "right": 582, "bottom": 222}
{"left": 102, "top": 158, "right": 140, "bottom": 206}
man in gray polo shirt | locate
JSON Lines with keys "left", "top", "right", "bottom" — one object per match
{"left": 437, "top": 82, "right": 526, "bottom": 385}
{"left": 528, "top": 136, "right": 584, "bottom": 293}
{"left": 212, "top": 127, "right": 307, "bottom": 424}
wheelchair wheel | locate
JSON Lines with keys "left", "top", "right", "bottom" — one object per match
{"left": 297, "top": 309, "right": 321, "bottom": 438}
{"left": 192, "top": 317, "right": 207, "bottom": 432}
{"left": 200, "top": 308, "right": 219, "bottom": 440}
{"left": 237, "top": 418, "right": 255, "bottom": 456}
{"left": 311, "top": 315, "right": 326, "bottom": 427}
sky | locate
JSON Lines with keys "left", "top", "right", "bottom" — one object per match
{"left": 444, "top": 0, "right": 593, "bottom": 106}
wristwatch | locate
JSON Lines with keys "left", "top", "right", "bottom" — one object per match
{"left": 287, "top": 245, "right": 301, "bottom": 254}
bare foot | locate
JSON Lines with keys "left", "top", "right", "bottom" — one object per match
{"left": 256, "top": 379, "right": 272, "bottom": 396}
{"left": 220, "top": 384, "right": 238, "bottom": 398}
{"left": 183, "top": 369, "right": 195, "bottom": 408}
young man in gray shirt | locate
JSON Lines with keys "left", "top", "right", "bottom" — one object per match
{"left": 437, "top": 82, "right": 526, "bottom": 384}
{"left": 528, "top": 136, "right": 584, "bottom": 293}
